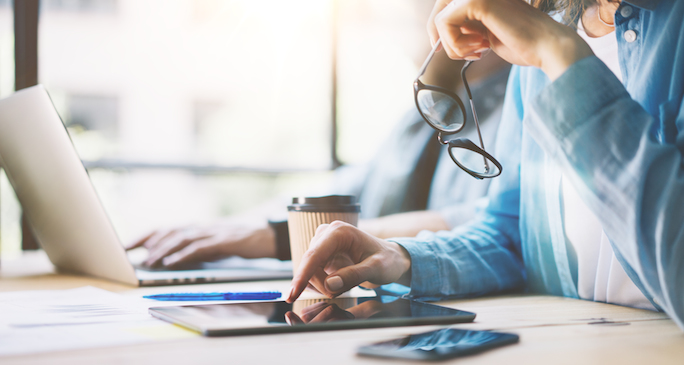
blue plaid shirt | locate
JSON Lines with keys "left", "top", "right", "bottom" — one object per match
{"left": 392, "top": 0, "right": 684, "bottom": 330}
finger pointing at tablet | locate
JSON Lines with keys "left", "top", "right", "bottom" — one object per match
{"left": 286, "top": 221, "right": 412, "bottom": 303}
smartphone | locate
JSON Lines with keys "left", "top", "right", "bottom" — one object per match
{"left": 357, "top": 328, "right": 519, "bottom": 361}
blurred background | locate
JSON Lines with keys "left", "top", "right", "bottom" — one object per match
{"left": 0, "top": 0, "right": 432, "bottom": 257}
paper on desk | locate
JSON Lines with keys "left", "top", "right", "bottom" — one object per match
{"left": 0, "top": 318, "right": 197, "bottom": 357}
{"left": 0, "top": 286, "right": 199, "bottom": 357}
{"left": 0, "top": 286, "right": 150, "bottom": 327}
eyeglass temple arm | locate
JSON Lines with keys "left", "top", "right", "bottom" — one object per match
{"left": 461, "top": 60, "right": 490, "bottom": 172}
{"left": 416, "top": 39, "right": 442, "bottom": 80}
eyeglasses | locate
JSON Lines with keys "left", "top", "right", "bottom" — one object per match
{"left": 413, "top": 39, "right": 502, "bottom": 179}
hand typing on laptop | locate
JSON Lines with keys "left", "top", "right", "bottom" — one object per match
{"left": 127, "top": 218, "right": 277, "bottom": 268}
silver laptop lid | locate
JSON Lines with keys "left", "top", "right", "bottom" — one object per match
{"left": 0, "top": 85, "right": 138, "bottom": 286}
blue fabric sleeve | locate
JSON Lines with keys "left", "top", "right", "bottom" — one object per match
{"left": 526, "top": 56, "right": 684, "bottom": 329}
{"left": 390, "top": 214, "right": 524, "bottom": 301}
{"left": 388, "top": 67, "right": 528, "bottom": 300}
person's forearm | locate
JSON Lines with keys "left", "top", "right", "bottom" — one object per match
{"left": 358, "top": 210, "right": 450, "bottom": 239}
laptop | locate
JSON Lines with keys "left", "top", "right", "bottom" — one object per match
{"left": 0, "top": 85, "right": 292, "bottom": 286}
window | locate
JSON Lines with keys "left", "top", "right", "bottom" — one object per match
{"left": 59, "top": 94, "right": 120, "bottom": 160}
{"left": 41, "top": 0, "right": 117, "bottom": 14}
{"left": 1, "top": 0, "right": 428, "bottom": 253}
{"left": 0, "top": 0, "right": 12, "bottom": 97}
{"left": 36, "top": 0, "right": 336, "bottom": 245}
{"left": 336, "top": 0, "right": 424, "bottom": 165}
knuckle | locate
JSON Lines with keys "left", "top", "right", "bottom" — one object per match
{"left": 329, "top": 226, "right": 357, "bottom": 244}
{"left": 195, "top": 239, "right": 212, "bottom": 249}
{"left": 302, "top": 247, "right": 317, "bottom": 260}
{"left": 330, "top": 221, "right": 354, "bottom": 235}
{"left": 434, "top": 17, "right": 447, "bottom": 34}
{"left": 328, "top": 220, "right": 348, "bottom": 230}
{"left": 165, "top": 232, "right": 181, "bottom": 242}
{"left": 434, "top": 10, "right": 446, "bottom": 24}
{"left": 314, "top": 223, "right": 329, "bottom": 235}
{"left": 325, "top": 221, "right": 353, "bottom": 239}
{"left": 193, "top": 242, "right": 214, "bottom": 255}
{"left": 184, "top": 244, "right": 200, "bottom": 255}
{"left": 365, "top": 256, "right": 385, "bottom": 273}
{"left": 179, "top": 237, "right": 194, "bottom": 246}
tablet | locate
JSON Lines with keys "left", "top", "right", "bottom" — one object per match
{"left": 149, "top": 296, "right": 476, "bottom": 336}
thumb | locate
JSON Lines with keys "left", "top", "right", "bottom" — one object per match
{"left": 324, "top": 256, "right": 381, "bottom": 295}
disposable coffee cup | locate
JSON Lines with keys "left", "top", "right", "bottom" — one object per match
{"left": 287, "top": 195, "right": 361, "bottom": 274}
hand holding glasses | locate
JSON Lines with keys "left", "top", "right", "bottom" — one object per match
{"left": 414, "top": 39, "right": 502, "bottom": 179}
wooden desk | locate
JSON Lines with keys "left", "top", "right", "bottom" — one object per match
{"left": 2, "top": 252, "right": 682, "bottom": 365}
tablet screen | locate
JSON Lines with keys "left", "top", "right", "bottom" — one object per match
{"left": 149, "top": 296, "right": 476, "bottom": 336}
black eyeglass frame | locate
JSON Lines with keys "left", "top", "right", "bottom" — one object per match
{"left": 413, "top": 79, "right": 467, "bottom": 135}
{"left": 445, "top": 138, "right": 502, "bottom": 180}
{"left": 413, "top": 39, "right": 502, "bottom": 179}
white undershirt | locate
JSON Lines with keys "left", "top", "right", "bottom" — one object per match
{"left": 560, "top": 19, "right": 655, "bottom": 310}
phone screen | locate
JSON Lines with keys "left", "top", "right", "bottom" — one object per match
{"left": 357, "top": 328, "right": 519, "bottom": 361}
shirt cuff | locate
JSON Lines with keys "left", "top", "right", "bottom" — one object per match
{"left": 388, "top": 236, "right": 445, "bottom": 300}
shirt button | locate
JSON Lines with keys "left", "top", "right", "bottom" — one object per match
{"left": 624, "top": 30, "right": 638, "bottom": 43}
{"left": 620, "top": 5, "right": 633, "bottom": 18}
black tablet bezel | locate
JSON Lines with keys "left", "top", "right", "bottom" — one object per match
{"left": 148, "top": 296, "right": 476, "bottom": 337}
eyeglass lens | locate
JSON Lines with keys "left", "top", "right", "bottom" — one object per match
{"left": 415, "top": 89, "right": 466, "bottom": 133}
{"left": 449, "top": 145, "right": 500, "bottom": 178}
